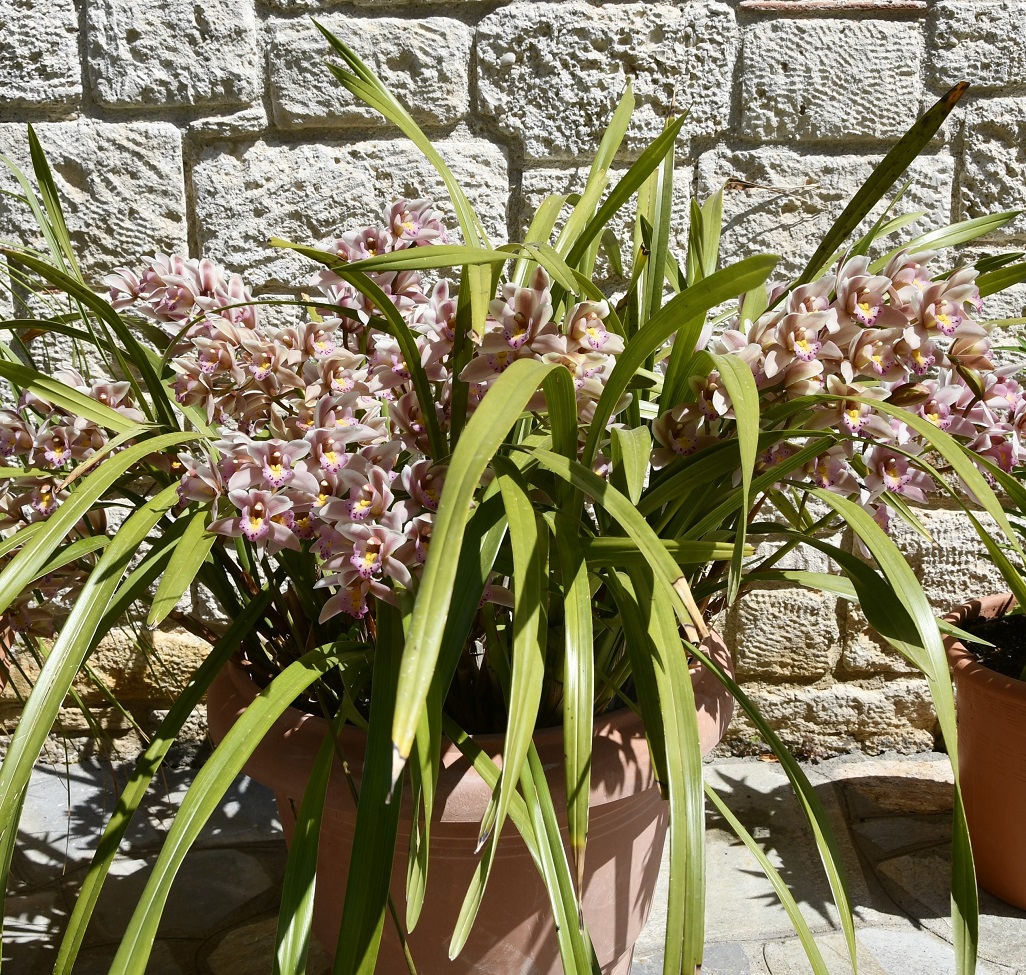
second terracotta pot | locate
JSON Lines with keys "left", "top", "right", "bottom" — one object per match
{"left": 207, "top": 631, "right": 735, "bottom": 974}
{"left": 944, "top": 592, "right": 1026, "bottom": 909}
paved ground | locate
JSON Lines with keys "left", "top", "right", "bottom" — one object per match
{"left": 3, "top": 752, "right": 1024, "bottom": 974}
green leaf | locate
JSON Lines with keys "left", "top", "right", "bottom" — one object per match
{"left": 609, "top": 425, "right": 652, "bottom": 506}
{"left": 391, "top": 358, "right": 563, "bottom": 776}
{"left": 27, "top": 126, "right": 82, "bottom": 280}
{"left": 793, "top": 82, "right": 970, "bottom": 288}
{"left": 271, "top": 240, "right": 510, "bottom": 274}
{"left": 705, "top": 783, "right": 830, "bottom": 975}
{"left": 562, "top": 115, "right": 689, "bottom": 275}
{"left": 522, "top": 745, "right": 601, "bottom": 975}
{"left": 0, "top": 484, "right": 181, "bottom": 870}
{"left": 584, "top": 254, "right": 778, "bottom": 467}
{"left": 53, "top": 590, "right": 275, "bottom": 974}
{"left": 275, "top": 713, "right": 340, "bottom": 975}
{"left": 807, "top": 491, "right": 976, "bottom": 975}
{"left": 580, "top": 537, "right": 739, "bottom": 567}
{"left": 548, "top": 517, "right": 594, "bottom": 897}
{"left": 625, "top": 567, "right": 705, "bottom": 975}
{"left": 452, "top": 462, "right": 548, "bottom": 953}
{"left": 516, "top": 193, "right": 572, "bottom": 285}
{"left": 107, "top": 644, "right": 342, "bottom": 975}
{"left": 332, "top": 600, "right": 407, "bottom": 975}
{"left": 872, "top": 211, "right": 1022, "bottom": 271}
{"left": 147, "top": 508, "right": 214, "bottom": 627}
{"left": 701, "top": 351, "right": 760, "bottom": 603}
{"left": 977, "top": 261, "right": 1026, "bottom": 298}
{"left": 0, "top": 431, "right": 195, "bottom": 622}
{"left": 557, "top": 83, "right": 633, "bottom": 264}
{"left": 0, "top": 358, "right": 142, "bottom": 434}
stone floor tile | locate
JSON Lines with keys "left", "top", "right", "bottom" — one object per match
{"left": 69, "top": 941, "right": 194, "bottom": 975}
{"left": 202, "top": 914, "right": 331, "bottom": 975}
{"left": 89, "top": 848, "right": 277, "bottom": 942}
{"left": 874, "top": 847, "right": 1026, "bottom": 968}
{"left": 700, "top": 761, "right": 870, "bottom": 942}
{"left": 830, "top": 758, "right": 954, "bottom": 818}
{"left": 851, "top": 814, "right": 952, "bottom": 858}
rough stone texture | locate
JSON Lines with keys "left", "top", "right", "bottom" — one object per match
{"left": 0, "top": 122, "right": 186, "bottom": 284}
{"left": 886, "top": 508, "right": 1009, "bottom": 613}
{"left": 742, "top": 20, "right": 923, "bottom": 144}
{"left": 264, "top": 0, "right": 498, "bottom": 6}
{"left": 519, "top": 165, "right": 693, "bottom": 284}
{"left": 932, "top": 1, "right": 1026, "bottom": 90}
{"left": 269, "top": 17, "right": 472, "bottom": 130}
{"left": 725, "top": 679, "right": 937, "bottom": 756}
{"left": 0, "top": 0, "right": 81, "bottom": 109}
{"left": 86, "top": 0, "right": 261, "bottom": 109}
{"left": 961, "top": 98, "right": 1026, "bottom": 241}
{"left": 192, "top": 138, "right": 509, "bottom": 289}
{"left": 841, "top": 605, "right": 921, "bottom": 678}
{"left": 729, "top": 587, "right": 840, "bottom": 680}
{"left": 477, "top": 2, "right": 737, "bottom": 161}
{"left": 697, "top": 148, "right": 954, "bottom": 281}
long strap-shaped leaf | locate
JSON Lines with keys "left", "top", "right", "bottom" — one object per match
{"left": 611, "top": 569, "right": 705, "bottom": 975}
{"left": 547, "top": 516, "right": 594, "bottom": 896}
{"left": 528, "top": 448, "right": 860, "bottom": 973}
{"left": 276, "top": 711, "right": 342, "bottom": 975}
{"left": 53, "top": 590, "right": 275, "bottom": 974}
{"left": 521, "top": 745, "right": 602, "bottom": 975}
{"left": 407, "top": 488, "right": 509, "bottom": 932}
{"left": 450, "top": 463, "right": 548, "bottom": 955}
{"left": 701, "top": 351, "right": 760, "bottom": 604}
{"left": 390, "top": 358, "right": 565, "bottom": 782}
{"left": 332, "top": 600, "right": 406, "bottom": 975}
{"left": 705, "top": 784, "right": 830, "bottom": 975}
{"left": 0, "top": 483, "right": 181, "bottom": 833}
{"left": 582, "top": 255, "right": 778, "bottom": 467}
{"left": 147, "top": 507, "right": 214, "bottom": 627}
{"left": 809, "top": 491, "right": 977, "bottom": 975}
{"left": 0, "top": 357, "right": 142, "bottom": 434}
{"left": 314, "top": 23, "right": 492, "bottom": 343}
{"left": 792, "top": 82, "right": 969, "bottom": 289}
{"left": 0, "top": 247, "right": 179, "bottom": 429}
{"left": 106, "top": 644, "right": 341, "bottom": 975}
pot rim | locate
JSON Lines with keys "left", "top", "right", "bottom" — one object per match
{"left": 943, "top": 592, "right": 1026, "bottom": 702}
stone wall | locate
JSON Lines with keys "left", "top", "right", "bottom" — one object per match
{"left": 1, "top": 0, "right": 1025, "bottom": 758}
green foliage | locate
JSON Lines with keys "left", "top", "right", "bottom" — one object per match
{"left": 3, "top": 32, "right": 1022, "bottom": 975}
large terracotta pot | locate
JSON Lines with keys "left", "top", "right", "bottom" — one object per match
{"left": 943, "top": 592, "right": 1026, "bottom": 909}
{"left": 207, "top": 632, "right": 735, "bottom": 974}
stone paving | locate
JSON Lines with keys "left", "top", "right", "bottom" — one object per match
{"left": 3, "top": 752, "right": 1024, "bottom": 974}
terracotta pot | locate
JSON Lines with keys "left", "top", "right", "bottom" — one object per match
{"left": 944, "top": 592, "right": 1026, "bottom": 909}
{"left": 207, "top": 631, "right": 735, "bottom": 974}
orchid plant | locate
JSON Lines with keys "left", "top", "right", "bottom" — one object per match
{"left": 1, "top": 28, "right": 1025, "bottom": 975}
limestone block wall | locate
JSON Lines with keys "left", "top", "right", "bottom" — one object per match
{"left": 1, "top": 0, "right": 1025, "bottom": 757}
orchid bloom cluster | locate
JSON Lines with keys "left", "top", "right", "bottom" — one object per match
{"left": 0, "top": 369, "right": 145, "bottom": 635}
{"left": 101, "top": 200, "right": 625, "bottom": 622}
{"left": 4, "top": 198, "right": 1024, "bottom": 635}
{"left": 655, "top": 250, "right": 1026, "bottom": 528}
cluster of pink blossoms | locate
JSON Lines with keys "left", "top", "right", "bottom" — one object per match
{"left": 4, "top": 197, "right": 1023, "bottom": 633}
{"left": 103, "top": 201, "right": 626, "bottom": 621}
{"left": 653, "top": 250, "right": 1026, "bottom": 528}
{"left": 0, "top": 369, "right": 145, "bottom": 634}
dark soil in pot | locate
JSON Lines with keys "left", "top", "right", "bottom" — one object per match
{"left": 960, "top": 614, "right": 1026, "bottom": 680}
